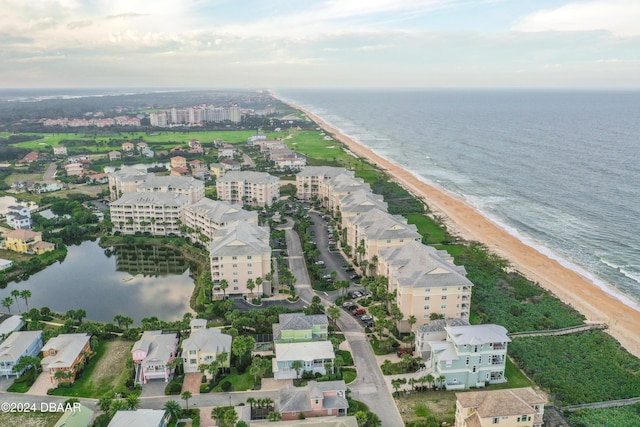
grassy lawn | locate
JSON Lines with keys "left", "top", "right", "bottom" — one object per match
{"left": 49, "top": 339, "right": 133, "bottom": 398}
{"left": 485, "top": 357, "right": 534, "bottom": 390}
{"left": 0, "top": 411, "right": 61, "bottom": 427}
{"left": 404, "top": 213, "right": 447, "bottom": 245}
{"left": 394, "top": 389, "right": 457, "bottom": 426}
{"left": 213, "top": 368, "right": 256, "bottom": 392}
{"left": 342, "top": 368, "right": 357, "bottom": 384}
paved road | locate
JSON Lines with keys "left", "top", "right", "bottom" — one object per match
{"left": 43, "top": 162, "right": 57, "bottom": 182}
{"left": 284, "top": 216, "right": 405, "bottom": 427}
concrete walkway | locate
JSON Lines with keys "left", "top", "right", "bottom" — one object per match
{"left": 26, "top": 371, "right": 53, "bottom": 396}
{"left": 182, "top": 372, "right": 203, "bottom": 395}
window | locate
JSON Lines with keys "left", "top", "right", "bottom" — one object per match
{"left": 441, "top": 305, "right": 446, "bottom": 309}
{"left": 424, "top": 296, "right": 430, "bottom": 301}
{"left": 465, "top": 356, "right": 470, "bottom": 366}
{"left": 479, "top": 356, "right": 482, "bottom": 365}
{"left": 248, "top": 271, "right": 252, "bottom": 275}
{"left": 232, "top": 256, "right": 237, "bottom": 260}
{"left": 442, "top": 287, "right": 448, "bottom": 291}
{"left": 424, "top": 305, "right": 429, "bottom": 310}
{"left": 493, "top": 418, "right": 500, "bottom": 424}
{"left": 233, "top": 279, "right": 238, "bottom": 283}
{"left": 247, "top": 256, "right": 252, "bottom": 259}
{"left": 248, "top": 263, "right": 252, "bottom": 267}
{"left": 189, "top": 350, "right": 196, "bottom": 355}
{"left": 442, "top": 296, "right": 447, "bottom": 300}
{"left": 190, "top": 359, "right": 196, "bottom": 364}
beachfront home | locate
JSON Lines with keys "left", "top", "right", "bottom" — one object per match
{"left": 455, "top": 387, "right": 545, "bottom": 427}
{"left": 216, "top": 171, "right": 280, "bottom": 207}
{"left": 250, "top": 417, "right": 359, "bottom": 427}
{"left": 209, "top": 222, "right": 271, "bottom": 298}
{"left": 41, "top": 333, "right": 92, "bottom": 383}
{"left": 132, "top": 331, "right": 178, "bottom": 384}
{"left": 273, "top": 341, "right": 335, "bottom": 380}
{"left": 415, "top": 319, "right": 470, "bottom": 360}
{"left": 108, "top": 409, "right": 170, "bottom": 427}
{"left": 378, "top": 241, "right": 473, "bottom": 331}
{"left": 273, "top": 313, "right": 329, "bottom": 343}
{"left": 0, "top": 331, "right": 43, "bottom": 378}
{"left": 428, "top": 324, "right": 510, "bottom": 390}
{"left": 279, "top": 380, "right": 348, "bottom": 420}
{"left": 181, "top": 328, "right": 232, "bottom": 378}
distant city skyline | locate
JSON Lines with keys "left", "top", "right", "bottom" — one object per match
{"left": 1, "top": 0, "right": 639, "bottom": 89}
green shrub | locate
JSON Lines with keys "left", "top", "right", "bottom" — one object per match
{"left": 220, "top": 380, "right": 232, "bottom": 391}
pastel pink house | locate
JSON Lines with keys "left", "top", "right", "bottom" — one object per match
{"left": 122, "top": 142, "right": 135, "bottom": 152}
{"left": 131, "top": 331, "right": 178, "bottom": 385}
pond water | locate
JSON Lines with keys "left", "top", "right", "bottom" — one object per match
{"left": 2, "top": 240, "right": 194, "bottom": 324}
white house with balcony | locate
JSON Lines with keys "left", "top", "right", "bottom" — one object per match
{"left": 273, "top": 341, "right": 335, "bottom": 380}
{"left": 0, "top": 331, "right": 43, "bottom": 378}
{"left": 131, "top": 331, "right": 178, "bottom": 385}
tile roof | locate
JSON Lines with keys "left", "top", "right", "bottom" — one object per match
{"left": 456, "top": 387, "right": 545, "bottom": 419}
{"left": 181, "top": 329, "right": 232, "bottom": 354}
{"left": 41, "top": 333, "right": 91, "bottom": 370}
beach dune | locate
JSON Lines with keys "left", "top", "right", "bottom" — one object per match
{"left": 284, "top": 99, "right": 640, "bottom": 359}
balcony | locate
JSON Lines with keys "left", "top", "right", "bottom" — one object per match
{"left": 492, "top": 343, "right": 506, "bottom": 350}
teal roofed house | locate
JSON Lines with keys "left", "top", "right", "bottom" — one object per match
{"left": 53, "top": 403, "right": 94, "bottom": 427}
{"left": 273, "top": 313, "right": 329, "bottom": 343}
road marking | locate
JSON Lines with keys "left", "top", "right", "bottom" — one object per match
{"left": 323, "top": 292, "right": 328, "bottom": 296}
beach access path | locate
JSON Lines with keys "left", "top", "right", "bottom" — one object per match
{"left": 280, "top": 98, "right": 640, "bottom": 360}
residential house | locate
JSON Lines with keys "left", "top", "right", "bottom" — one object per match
{"left": 32, "top": 240, "right": 55, "bottom": 255}
{"left": 191, "top": 165, "right": 210, "bottom": 181}
{"left": 30, "top": 182, "right": 63, "bottom": 194}
{"left": 209, "top": 222, "right": 271, "bottom": 297}
{"left": 122, "top": 142, "right": 135, "bottom": 152}
{"left": 273, "top": 313, "right": 329, "bottom": 343}
{"left": 137, "top": 142, "right": 148, "bottom": 152}
{"left": 6, "top": 204, "right": 32, "bottom": 229}
{"left": 415, "top": 319, "right": 470, "bottom": 360}
{"left": 0, "top": 259, "right": 13, "bottom": 272}
{"left": 108, "top": 409, "right": 169, "bottom": 427}
{"left": 249, "top": 417, "right": 358, "bottom": 427}
{"left": 109, "top": 151, "right": 122, "bottom": 161}
{"left": 170, "top": 156, "right": 187, "bottom": 169}
{"left": 4, "top": 229, "right": 45, "bottom": 253}
{"left": 273, "top": 341, "right": 335, "bottom": 380}
{"left": 0, "top": 316, "right": 25, "bottom": 342}
{"left": 19, "top": 151, "right": 39, "bottom": 164}
{"left": 87, "top": 173, "right": 109, "bottom": 184}
{"left": 182, "top": 328, "right": 232, "bottom": 378}
{"left": 274, "top": 153, "right": 307, "bottom": 171}
{"left": 209, "top": 162, "right": 225, "bottom": 179}
{"left": 53, "top": 146, "right": 68, "bottom": 157}
{"left": 0, "top": 331, "right": 43, "bottom": 378}
{"left": 190, "top": 318, "right": 207, "bottom": 331}
{"left": 428, "top": 324, "right": 510, "bottom": 390}
{"left": 455, "top": 387, "right": 545, "bottom": 427}
{"left": 170, "top": 166, "right": 190, "bottom": 177}
{"left": 378, "top": 241, "right": 473, "bottom": 331}
{"left": 53, "top": 403, "right": 94, "bottom": 427}
{"left": 279, "top": 380, "right": 348, "bottom": 420}
{"left": 64, "top": 163, "right": 84, "bottom": 177}
{"left": 41, "top": 333, "right": 92, "bottom": 383}
{"left": 131, "top": 331, "right": 178, "bottom": 384}
{"left": 218, "top": 144, "right": 236, "bottom": 158}
{"left": 220, "top": 158, "right": 242, "bottom": 172}
{"left": 216, "top": 171, "right": 280, "bottom": 207}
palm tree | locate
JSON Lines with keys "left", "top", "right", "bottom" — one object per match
{"left": 407, "top": 315, "right": 417, "bottom": 333}
{"left": 19, "top": 290, "right": 32, "bottom": 309}
{"left": 97, "top": 397, "right": 113, "bottom": 415}
{"left": 164, "top": 400, "right": 182, "bottom": 423}
{"left": 291, "top": 360, "right": 303, "bottom": 379}
{"left": 327, "top": 305, "right": 341, "bottom": 326}
{"left": 181, "top": 391, "right": 192, "bottom": 411}
{"left": 255, "top": 277, "right": 263, "bottom": 296}
{"left": 10, "top": 290, "right": 21, "bottom": 312}
{"left": 246, "top": 279, "right": 255, "bottom": 297}
{"left": 125, "top": 393, "right": 140, "bottom": 410}
{"left": 1, "top": 297, "right": 13, "bottom": 313}
{"left": 267, "top": 411, "right": 282, "bottom": 421}
{"left": 219, "top": 279, "right": 229, "bottom": 299}
{"left": 437, "top": 375, "right": 446, "bottom": 390}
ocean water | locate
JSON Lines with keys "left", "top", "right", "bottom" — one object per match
{"left": 275, "top": 89, "right": 640, "bottom": 310}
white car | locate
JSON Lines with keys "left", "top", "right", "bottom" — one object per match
{"left": 315, "top": 260, "right": 325, "bottom": 265}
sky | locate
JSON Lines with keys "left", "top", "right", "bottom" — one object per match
{"left": 1, "top": 0, "right": 639, "bottom": 89}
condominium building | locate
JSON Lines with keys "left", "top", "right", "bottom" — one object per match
{"left": 209, "top": 221, "right": 271, "bottom": 297}
{"left": 108, "top": 166, "right": 149, "bottom": 200}
{"left": 216, "top": 171, "right": 280, "bottom": 207}
{"left": 295, "top": 166, "right": 351, "bottom": 201}
{"left": 379, "top": 241, "right": 473, "bottom": 331}
{"left": 183, "top": 198, "right": 258, "bottom": 244}
{"left": 110, "top": 192, "right": 190, "bottom": 235}
{"left": 136, "top": 175, "right": 205, "bottom": 204}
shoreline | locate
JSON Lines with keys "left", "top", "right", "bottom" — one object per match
{"left": 276, "top": 95, "right": 640, "bottom": 359}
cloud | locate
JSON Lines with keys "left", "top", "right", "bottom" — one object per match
{"left": 513, "top": 0, "right": 640, "bottom": 37}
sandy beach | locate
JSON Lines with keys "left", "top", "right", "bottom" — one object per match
{"left": 282, "top": 99, "right": 640, "bottom": 359}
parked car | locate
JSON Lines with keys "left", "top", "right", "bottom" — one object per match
{"left": 315, "top": 260, "right": 325, "bottom": 265}
{"left": 345, "top": 266, "right": 355, "bottom": 272}
{"left": 342, "top": 301, "right": 356, "bottom": 309}
{"left": 351, "top": 308, "right": 366, "bottom": 316}
{"left": 350, "top": 274, "right": 361, "bottom": 280}
{"left": 322, "top": 274, "right": 332, "bottom": 279}
{"left": 350, "top": 291, "right": 362, "bottom": 299}
{"left": 360, "top": 314, "right": 373, "bottom": 322}
{"left": 397, "top": 348, "right": 414, "bottom": 357}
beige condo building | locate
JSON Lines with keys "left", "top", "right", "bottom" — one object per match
{"left": 216, "top": 171, "right": 280, "bottom": 207}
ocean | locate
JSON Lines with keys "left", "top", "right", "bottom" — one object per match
{"left": 275, "top": 89, "right": 640, "bottom": 311}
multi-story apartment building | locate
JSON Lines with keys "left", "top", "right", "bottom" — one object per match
{"left": 428, "top": 324, "right": 510, "bottom": 390}
{"left": 209, "top": 221, "right": 271, "bottom": 297}
{"left": 321, "top": 173, "right": 371, "bottom": 214}
{"left": 216, "top": 171, "right": 280, "bottom": 207}
{"left": 345, "top": 208, "right": 420, "bottom": 267}
{"left": 182, "top": 198, "right": 258, "bottom": 244}
{"left": 379, "top": 241, "right": 473, "bottom": 331}
{"left": 455, "top": 387, "right": 545, "bottom": 427}
{"left": 136, "top": 175, "right": 205, "bottom": 204}
{"left": 295, "top": 166, "right": 350, "bottom": 201}
{"left": 337, "top": 190, "right": 387, "bottom": 230}
{"left": 108, "top": 166, "right": 149, "bottom": 200}
{"left": 110, "top": 192, "right": 189, "bottom": 235}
